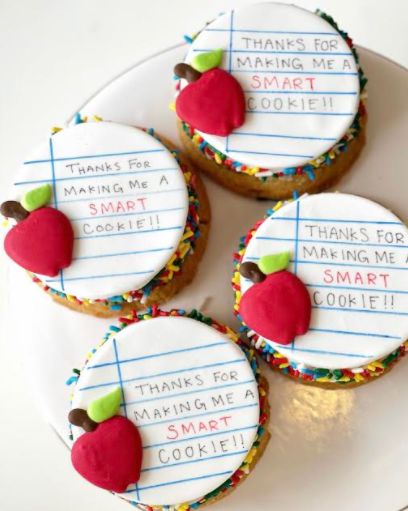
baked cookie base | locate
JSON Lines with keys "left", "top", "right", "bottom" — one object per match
{"left": 283, "top": 363, "right": 394, "bottom": 390}
{"left": 178, "top": 119, "right": 366, "bottom": 200}
{"left": 249, "top": 339, "right": 407, "bottom": 389}
{"left": 37, "top": 134, "right": 211, "bottom": 318}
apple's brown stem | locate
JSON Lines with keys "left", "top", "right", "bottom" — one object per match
{"left": 68, "top": 408, "right": 98, "bottom": 432}
{"left": 174, "top": 63, "right": 202, "bottom": 83}
{"left": 0, "top": 201, "right": 29, "bottom": 222}
{"left": 239, "top": 262, "right": 266, "bottom": 283}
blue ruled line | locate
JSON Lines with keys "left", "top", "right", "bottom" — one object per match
{"left": 74, "top": 225, "right": 183, "bottom": 240}
{"left": 235, "top": 69, "right": 358, "bottom": 75}
{"left": 194, "top": 49, "right": 352, "bottom": 56}
{"left": 244, "top": 256, "right": 408, "bottom": 271}
{"left": 74, "top": 247, "right": 173, "bottom": 261}
{"left": 113, "top": 339, "right": 127, "bottom": 418}
{"left": 312, "top": 305, "right": 408, "bottom": 316}
{"left": 228, "top": 149, "right": 313, "bottom": 158}
{"left": 45, "top": 269, "right": 154, "bottom": 283}
{"left": 125, "top": 471, "right": 233, "bottom": 493}
{"left": 122, "top": 380, "right": 254, "bottom": 407}
{"left": 308, "top": 327, "right": 400, "bottom": 340}
{"left": 287, "top": 345, "right": 372, "bottom": 358}
{"left": 255, "top": 236, "right": 408, "bottom": 249}
{"left": 24, "top": 148, "right": 164, "bottom": 165}
{"left": 307, "top": 284, "right": 408, "bottom": 295}
{"left": 141, "top": 450, "right": 248, "bottom": 473}
{"left": 86, "top": 341, "right": 228, "bottom": 370}
{"left": 48, "top": 137, "right": 65, "bottom": 291}
{"left": 49, "top": 138, "right": 58, "bottom": 207}
{"left": 79, "top": 358, "right": 247, "bottom": 391}
{"left": 225, "top": 9, "right": 234, "bottom": 154}
{"left": 136, "top": 403, "right": 259, "bottom": 429}
{"left": 143, "top": 425, "right": 258, "bottom": 449}
{"left": 204, "top": 28, "right": 340, "bottom": 36}
{"left": 58, "top": 187, "right": 186, "bottom": 205}
{"left": 243, "top": 90, "right": 358, "bottom": 95}
{"left": 293, "top": 200, "right": 300, "bottom": 275}
{"left": 293, "top": 260, "right": 408, "bottom": 271}
{"left": 232, "top": 131, "right": 337, "bottom": 141}
{"left": 290, "top": 200, "right": 301, "bottom": 349}
{"left": 242, "top": 281, "right": 407, "bottom": 297}
{"left": 112, "top": 339, "right": 137, "bottom": 498}
{"left": 14, "top": 167, "right": 179, "bottom": 186}
{"left": 246, "top": 110, "right": 354, "bottom": 115}
{"left": 71, "top": 206, "right": 185, "bottom": 222}
{"left": 268, "top": 216, "right": 402, "bottom": 225}
{"left": 228, "top": 10, "right": 234, "bottom": 72}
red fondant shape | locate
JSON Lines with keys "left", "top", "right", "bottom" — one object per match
{"left": 4, "top": 207, "right": 74, "bottom": 277}
{"left": 71, "top": 416, "right": 143, "bottom": 493}
{"left": 239, "top": 271, "right": 311, "bottom": 345}
{"left": 176, "top": 68, "right": 245, "bottom": 136}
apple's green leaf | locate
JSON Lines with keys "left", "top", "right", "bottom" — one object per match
{"left": 258, "top": 252, "right": 290, "bottom": 274}
{"left": 191, "top": 48, "right": 223, "bottom": 73}
{"left": 87, "top": 387, "right": 121, "bottom": 423}
{"left": 21, "top": 184, "right": 52, "bottom": 212}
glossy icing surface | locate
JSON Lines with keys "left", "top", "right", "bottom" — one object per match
{"left": 13, "top": 122, "right": 189, "bottom": 299}
{"left": 240, "top": 193, "right": 408, "bottom": 369}
{"left": 71, "top": 316, "right": 260, "bottom": 506}
{"left": 184, "top": 3, "right": 360, "bottom": 171}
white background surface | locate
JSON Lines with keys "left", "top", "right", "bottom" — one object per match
{"left": 0, "top": 1, "right": 407, "bottom": 510}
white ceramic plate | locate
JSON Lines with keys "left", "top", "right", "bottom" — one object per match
{"left": 8, "top": 44, "right": 408, "bottom": 511}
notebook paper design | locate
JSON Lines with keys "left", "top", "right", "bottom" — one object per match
{"left": 185, "top": 3, "right": 360, "bottom": 171}
{"left": 241, "top": 193, "right": 408, "bottom": 370}
{"left": 13, "top": 122, "right": 189, "bottom": 299}
{"left": 71, "top": 316, "right": 260, "bottom": 506}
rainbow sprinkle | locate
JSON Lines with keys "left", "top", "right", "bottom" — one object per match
{"left": 67, "top": 308, "right": 269, "bottom": 510}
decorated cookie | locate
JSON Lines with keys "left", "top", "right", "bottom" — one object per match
{"left": 175, "top": 3, "right": 367, "bottom": 199}
{"left": 3, "top": 121, "right": 210, "bottom": 316}
{"left": 68, "top": 308, "right": 269, "bottom": 508}
{"left": 233, "top": 193, "right": 408, "bottom": 387}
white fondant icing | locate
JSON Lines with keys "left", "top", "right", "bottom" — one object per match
{"left": 71, "top": 316, "right": 260, "bottom": 506}
{"left": 183, "top": 3, "right": 360, "bottom": 171}
{"left": 13, "top": 122, "right": 189, "bottom": 299}
{"left": 240, "top": 193, "right": 408, "bottom": 370}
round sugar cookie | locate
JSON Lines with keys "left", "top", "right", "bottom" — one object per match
{"left": 3, "top": 122, "right": 211, "bottom": 318}
{"left": 235, "top": 193, "right": 408, "bottom": 385}
{"left": 183, "top": 3, "right": 360, "bottom": 172}
{"left": 12, "top": 122, "right": 189, "bottom": 300}
{"left": 69, "top": 312, "right": 267, "bottom": 507}
{"left": 175, "top": 3, "right": 366, "bottom": 200}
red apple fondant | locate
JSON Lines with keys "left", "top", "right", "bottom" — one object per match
{"left": 239, "top": 256, "right": 311, "bottom": 345}
{"left": 69, "top": 388, "right": 143, "bottom": 494}
{"left": 175, "top": 65, "right": 245, "bottom": 136}
{"left": 71, "top": 415, "right": 142, "bottom": 493}
{"left": 4, "top": 206, "right": 74, "bottom": 277}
